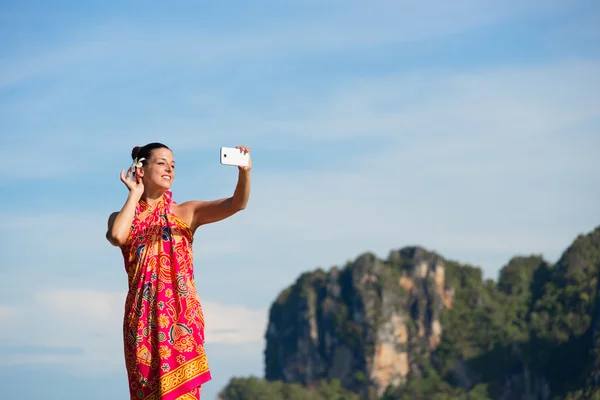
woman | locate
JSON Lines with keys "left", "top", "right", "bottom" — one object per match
{"left": 106, "top": 142, "right": 251, "bottom": 400}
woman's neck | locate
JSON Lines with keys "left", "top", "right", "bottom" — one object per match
{"left": 141, "top": 189, "right": 166, "bottom": 206}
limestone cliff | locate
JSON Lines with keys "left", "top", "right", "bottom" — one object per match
{"left": 264, "top": 247, "right": 454, "bottom": 396}
{"left": 219, "top": 225, "right": 600, "bottom": 400}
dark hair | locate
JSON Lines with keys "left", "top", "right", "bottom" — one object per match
{"left": 131, "top": 142, "right": 170, "bottom": 165}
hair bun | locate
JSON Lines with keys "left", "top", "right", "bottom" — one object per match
{"left": 131, "top": 146, "right": 142, "bottom": 160}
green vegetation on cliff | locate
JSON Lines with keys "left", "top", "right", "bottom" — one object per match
{"left": 218, "top": 377, "right": 360, "bottom": 400}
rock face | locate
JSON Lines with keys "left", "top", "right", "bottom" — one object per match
{"left": 264, "top": 246, "right": 454, "bottom": 396}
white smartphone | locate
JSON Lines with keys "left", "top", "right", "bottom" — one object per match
{"left": 220, "top": 146, "right": 250, "bottom": 167}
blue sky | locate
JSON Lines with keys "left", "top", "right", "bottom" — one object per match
{"left": 1, "top": 1, "right": 599, "bottom": 399}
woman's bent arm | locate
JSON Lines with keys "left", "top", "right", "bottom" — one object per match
{"left": 181, "top": 169, "right": 252, "bottom": 230}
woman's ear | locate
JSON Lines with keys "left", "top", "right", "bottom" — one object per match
{"left": 134, "top": 168, "right": 144, "bottom": 183}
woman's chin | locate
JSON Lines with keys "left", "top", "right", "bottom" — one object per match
{"left": 148, "top": 180, "right": 172, "bottom": 191}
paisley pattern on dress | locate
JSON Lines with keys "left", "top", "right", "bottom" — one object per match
{"left": 120, "top": 190, "right": 211, "bottom": 400}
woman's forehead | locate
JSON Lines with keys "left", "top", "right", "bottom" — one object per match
{"left": 151, "top": 148, "right": 174, "bottom": 161}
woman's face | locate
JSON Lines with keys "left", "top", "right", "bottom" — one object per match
{"left": 139, "top": 148, "right": 175, "bottom": 190}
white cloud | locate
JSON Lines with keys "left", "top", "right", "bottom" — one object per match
{"left": 203, "top": 301, "right": 268, "bottom": 344}
{"left": 0, "top": 0, "right": 570, "bottom": 88}
{"left": 38, "top": 289, "right": 124, "bottom": 324}
{"left": 6, "top": 212, "right": 107, "bottom": 240}
{"left": 244, "top": 166, "right": 590, "bottom": 261}
{"left": 0, "top": 289, "right": 267, "bottom": 374}
{"left": 261, "top": 60, "right": 600, "bottom": 141}
{"left": 0, "top": 289, "right": 125, "bottom": 370}
{"left": 6, "top": 55, "right": 597, "bottom": 183}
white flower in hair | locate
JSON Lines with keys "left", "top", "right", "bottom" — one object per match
{"left": 131, "top": 157, "right": 146, "bottom": 173}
